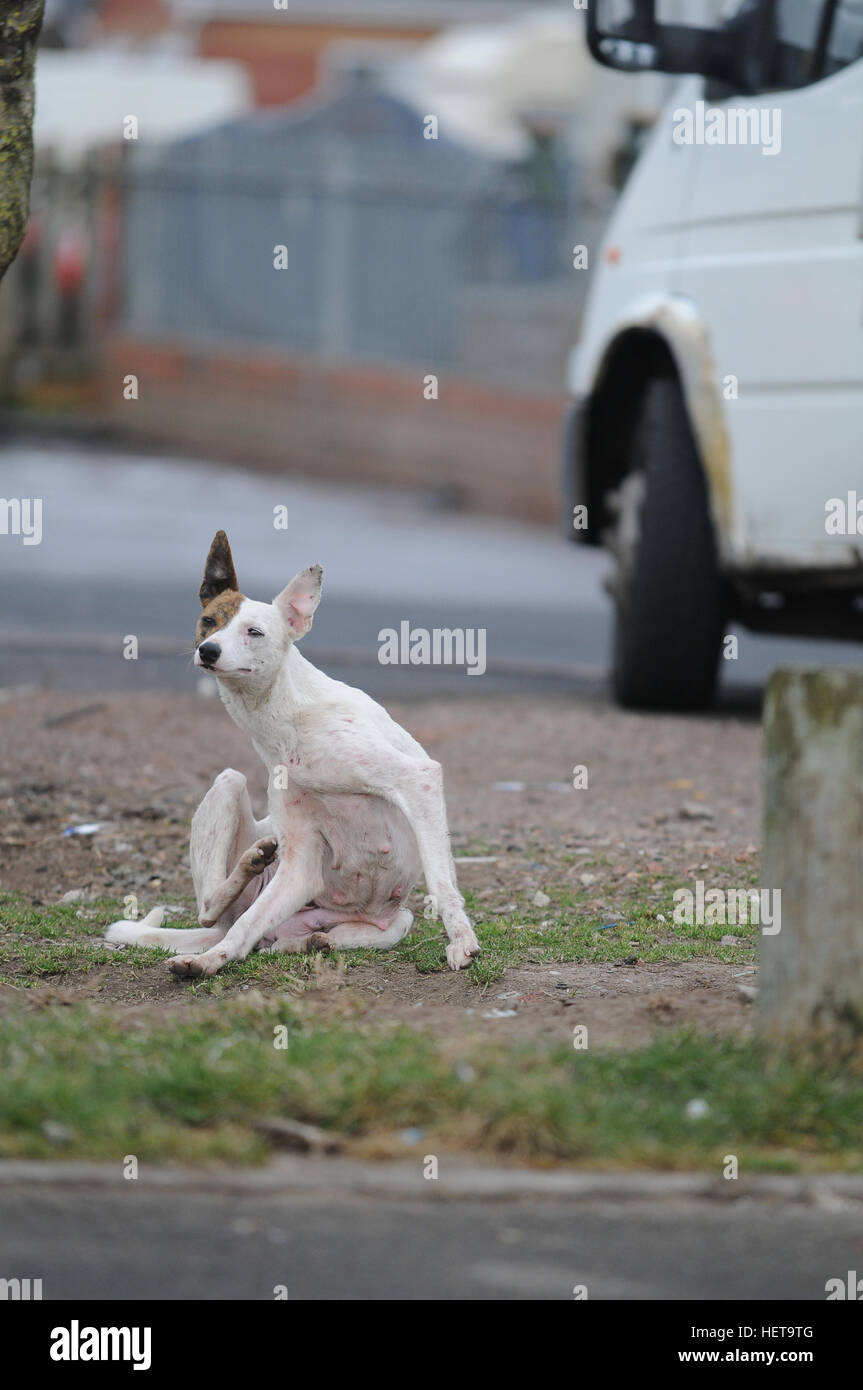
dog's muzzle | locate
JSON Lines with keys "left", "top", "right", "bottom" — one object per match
{"left": 198, "top": 641, "right": 221, "bottom": 668}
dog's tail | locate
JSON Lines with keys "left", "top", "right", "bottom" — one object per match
{"left": 105, "top": 905, "right": 168, "bottom": 946}
{"left": 105, "top": 906, "right": 223, "bottom": 954}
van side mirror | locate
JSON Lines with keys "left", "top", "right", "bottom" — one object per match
{"left": 586, "top": 0, "right": 778, "bottom": 95}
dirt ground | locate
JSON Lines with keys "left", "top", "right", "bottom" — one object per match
{"left": 0, "top": 688, "right": 762, "bottom": 1045}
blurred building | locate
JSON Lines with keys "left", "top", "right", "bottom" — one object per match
{"left": 3, "top": 2, "right": 672, "bottom": 524}
{"left": 100, "top": 64, "right": 581, "bottom": 521}
{"left": 0, "top": 42, "right": 253, "bottom": 397}
{"left": 98, "top": 1, "right": 556, "bottom": 104}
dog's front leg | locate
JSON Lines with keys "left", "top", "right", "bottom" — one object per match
{"left": 168, "top": 833, "right": 323, "bottom": 979}
{"left": 388, "top": 759, "right": 480, "bottom": 971}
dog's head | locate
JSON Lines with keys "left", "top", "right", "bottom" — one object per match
{"left": 194, "top": 530, "right": 322, "bottom": 683}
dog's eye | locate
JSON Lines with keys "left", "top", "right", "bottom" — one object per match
{"left": 200, "top": 616, "right": 215, "bottom": 628}
{"left": 248, "top": 627, "right": 264, "bottom": 638}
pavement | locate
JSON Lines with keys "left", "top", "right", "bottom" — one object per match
{"left": 2, "top": 439, "right": 860, "bottom": 701}
{"left": 2, "top": 1161, "right": 862, "bottom": 1300}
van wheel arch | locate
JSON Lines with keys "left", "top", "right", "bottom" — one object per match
{"left": 581, "top": 329, "right": 681, "bottom": 541}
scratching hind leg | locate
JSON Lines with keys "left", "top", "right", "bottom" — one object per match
{"left": 106, "top": 772, "right": 276, "bottom": 957}
{"left": 190, "top": 768, "right": 272, "bottom": 925}
{"left": 198, "top": 836, "right": 277, "bottom": 926}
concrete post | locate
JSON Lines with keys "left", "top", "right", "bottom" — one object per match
{"left": 759, "top": 666, "right": 863, "bottom": 1037}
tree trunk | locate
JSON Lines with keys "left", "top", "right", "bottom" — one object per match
{"left": 759, "top": 666, "right": 863, "bottom": 1037}
{"left": 0, "top": 1, "right": 45, "bottom": 283}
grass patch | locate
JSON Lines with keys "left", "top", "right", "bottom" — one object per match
{"left": 0, "top": 995, "right": 859, "bottom": 1170}
{"left": 0, "top": 884, "right": 758, "bottom": 991}
{"left": 364, "top": 877, "right": 760, "bottom": 986}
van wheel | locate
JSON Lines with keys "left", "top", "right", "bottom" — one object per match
{"left": 606, "top": 376, "right": 725, "bottom": 711}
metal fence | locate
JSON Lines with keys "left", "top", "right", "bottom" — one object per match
{"left": 117, "top": 92, "right": 587, "bottom": 387}
{"left": 0, "top": 90, "right": 594, "bottom": 394}
{"left": 122, "top": 172, "right": 575, "bottom": 365}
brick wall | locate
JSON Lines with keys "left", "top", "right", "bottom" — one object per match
{"left": 100, "top": 0, "right": 171, "bottom": 37}
{"left": 101, "top": 340, "right": 565, "bottom": 525}
{"left": 100, "top": 10, "right": 437, "bottom": 106}
{"left": 199, "top": 21, "right": 437, "bottom": 106}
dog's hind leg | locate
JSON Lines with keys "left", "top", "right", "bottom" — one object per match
{"left": 105, "top": 769, "right": 274, "bottom": 954}
{"left": 328, "top": 908, "right": 413, "bottom": 948}
{"left": 190, "top": 768, "right": 274, "bottom": 927}
{"left": 197, "top": 836, "right": 278, "bottom": 927}
{"left": 261, "top": 908, "right": 414, "bottom": 956}
{"left": 310, "top": 909, "right": 414, "bottom": 953}
{"left": 168, "top": 823, "right": 324, "bottom": 978}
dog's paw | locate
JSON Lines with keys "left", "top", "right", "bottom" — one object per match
{"left": 446, "top": 935, "right": 481, "bottom": 971}
{"left": 304, "top": 931, "right": 331, "bottom": 955}
{"left": 168, "top": 950, "right": 225, "bottom": 979}
{"left": 246, "top": 836, "right": 278, "bottom": 873}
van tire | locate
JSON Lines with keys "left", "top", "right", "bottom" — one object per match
{"left": 610, "top": 377, "right": 725, "bottom": 710}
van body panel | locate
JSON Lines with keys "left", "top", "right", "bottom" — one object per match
{"left": 570, "top": 64, "right": 863, "bottom": 579}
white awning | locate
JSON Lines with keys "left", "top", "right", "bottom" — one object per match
{"left": 385, "top": 11, "right": 588, "bottom": 158}
{"left": 33, "top": 49, "right": 254, "bottom": 166}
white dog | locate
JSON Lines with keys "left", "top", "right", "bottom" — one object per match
{"left": 106, "top": 531, "right": 480, "bottom": 978}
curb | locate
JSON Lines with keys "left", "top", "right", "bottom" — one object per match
{"left": 0, "top": 1158, "right": 861, "bottom": 1205}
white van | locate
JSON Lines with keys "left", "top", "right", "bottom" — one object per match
{"left": 564, "top": 0, "right": 863, "bottom": 708}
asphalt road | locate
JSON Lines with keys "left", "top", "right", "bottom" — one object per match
{"left": 3, "top": 1182, "right": 862, "bottom": 1300}
{"left": 1, "top": 439, "right": 860, "bottom": 703}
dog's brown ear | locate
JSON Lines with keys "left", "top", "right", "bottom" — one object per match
{"left": 199, "top": 530, "right": 239, "bottom": 606}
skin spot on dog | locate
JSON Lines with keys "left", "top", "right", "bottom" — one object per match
{"left": 194, "top": 589, "right": 246, "bottom": 647}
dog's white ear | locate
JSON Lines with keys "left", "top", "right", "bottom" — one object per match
{"left": 274, "top": 564, "right": 322, "bottom": 639}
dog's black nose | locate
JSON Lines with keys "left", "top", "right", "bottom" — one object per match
{"left": 198, "top": 641, "right": 221, "bottom": 666}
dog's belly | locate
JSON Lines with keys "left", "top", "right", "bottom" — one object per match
{"left": 313, "top": 792, "right": 421, "bottom": 918}
{"left": 259, "top": 792, "right": 420, "bottom": 946}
